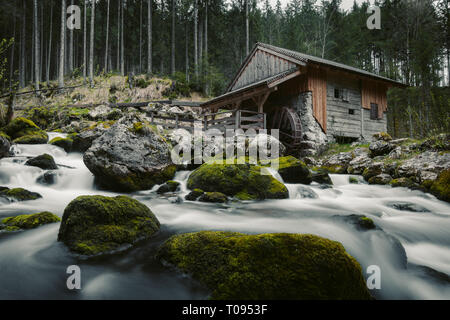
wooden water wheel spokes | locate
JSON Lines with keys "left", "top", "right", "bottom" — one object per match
{"left": 272, "top": 107, "right": 303, "bottom": 149}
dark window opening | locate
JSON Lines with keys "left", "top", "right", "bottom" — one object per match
{"left": 334, "top": 88, "right": 341, "bottom": 99}
{"left": 342, "top": 89, "right": 349, "bottom": 102}
{"left": 370, "top": 103, "right": 379, "bottom": 120}
{"left": 348, "top": 109, "right": 355, "bottom": 115}
{"left": 334, "top": 136, "right": 358, "bottom": 144}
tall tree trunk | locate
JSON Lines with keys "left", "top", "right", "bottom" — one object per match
{"left": 105, "top": 0, "right": 110, "bottom": 73}
{"left": 89, "top": 0, "right": 95, "bottom": 84}
{"left": 33, "top": 0, "right": 40, "bottom": 91}
{"left": 171, "top": 0, "right": 175, "bottom": 75}
{"left": 120, "top": 0, "right": 124, "bottom": 75}
{"left": 83, "top": 0, "right": 87, "bottom": 81}
{"left": 185, "top": 21, "right": 189, "bottom": 82}
{"left": 245, "top": 0, "right": 249, "bottom": 55}
{"left": 40, "top": 3, "right": 44, "bottom": 81}
{"left": 59, "top": 0, "right": 66, "bottom": 88}
{"left": 46, "top": 2, "right": 53, "bottom": 83}
{"left": 9, "top": 4, "right": 16, "bottom": 91}
{"left": 19, "top": 0, "right": 26, "bottom": 88}
{"left": 204, "top": 0, "right": 209, "bottom": 94}
{"left": 147, "top": 0, "right": 152, "bottom": 74}
{"left": 139, "top": 0, "right": 142, "bottom": 73}
{"left": 68, "top": 0, "right": 74, "bottom": 75}
{"left": 117, "top": 0, "right": 120, "bottom": 71}
{"left": 199, "top": 17, "right": 203, "bottom": 69}
{"left": 194, "top": 0, "right": 198, "bottom": 77}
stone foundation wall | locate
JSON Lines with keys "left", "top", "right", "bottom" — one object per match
{"left": 290, "top": 92, "right": 328, "bottom": 156}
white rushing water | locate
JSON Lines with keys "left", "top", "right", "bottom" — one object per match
{"left": 0, "top": 135, "right": 449, "bottom": 299}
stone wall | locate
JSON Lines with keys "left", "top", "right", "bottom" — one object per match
{"left": 290, "top": 91, "right": 328, "bottom": 156}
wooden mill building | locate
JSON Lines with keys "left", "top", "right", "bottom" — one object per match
{"left": 201, "top": 42, "right": 405, "bottom": 155}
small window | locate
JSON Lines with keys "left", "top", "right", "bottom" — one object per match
{"left": 342, "top": 89, "right": 349, "bottom": 102}
{"left": 348, "top": 109, "right": 355, "bottom": 115}
{"left": 334, "top": 88, "right": 341, "bottom": 99}
{"left": 370, "top": 103, "right": 379, "bottom": 120}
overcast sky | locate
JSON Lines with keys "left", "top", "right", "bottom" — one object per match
{"left": 267, "top": 0, "right": 370, "bottom": 12}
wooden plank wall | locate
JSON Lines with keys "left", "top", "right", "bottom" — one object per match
{"left": 231, "top": 49, "right": 297, "bottom": 91}
{"left": 361, "top": 80, "right": 388, "bottom": 118}
{"left": 307, "top": 66, "right": 328, "bottom": 132}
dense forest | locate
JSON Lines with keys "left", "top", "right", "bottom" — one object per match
{"left": 0, "top": 0, "right": 449, "bottom": 138}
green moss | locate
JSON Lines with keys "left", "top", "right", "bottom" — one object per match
{"left": 318, "top": 164, "right": 346, "bottom": 174}
{"left": 358, "top": 217, "right": 375, "bottom": 230}
{"left": 185, "top": 189, "right": 204, "bottom": 201}
{"left": 429, "top": 169, "right": 450, "bottom": 202}
{"left": 0, "top": 188, "right": 42, "bottom": 201}
{"left": 156, "top": 180, "right": 180, "bottom": 194}
{"left": 187, "top": 162, "right": 289, "bottom": 200}
{"left": 1, "top": 212, "right": 60, "bottom": 230}
{"left": 349, "top": 177, "right": 359, "bottom": 184}
{"left": 157, "top": 231, "right": 372, "bottom": 300}
{"left": 2, "top": 117, "right": 48, "bottom": 144}
{"left": 57, "top": 195, "right": 160, "bottom": 255}
{"left": 373, "top": 132, "right": 392, "bottom": 141}
{"left": 199, "top": 192, "right": 228, "bottom": 203}
{"left": 261, "top": 156, "right": 312, "bottom": 184}
{"left": 0, "top": 131, "right": 11, "bottom": 141}
{"left": 49, "top": 136, "right": 73, "bottom": 152}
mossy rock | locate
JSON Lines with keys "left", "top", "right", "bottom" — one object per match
{"left": 373, "top": 132, "right": 392, "bottom": 142}
{"left": 24, "top": 106, "right": 56, "bottom": 129}
{"left": 49, "top": 136, "right": 73, "bottom": 152}
{"left": 271, "top": 156, "right": 312, "bottom": 184}
{"left": 311, "top": 169, "right": 333, "bottom": 185}
{"left": 0, "top": 187, "right": 42, "bottom": 202}
{"left": 429, "top": 169, "right": 450, "bottom": 202}
{"left": 349, "top": 176, "right": 359, "bottom": 184}
{"left": 318, "top": 164, "right": 347, "bottom": 174}
{"left": 198, "top": 192, "right": 227, "bottom": 203}
{"left": 390, "top": 177, "right": 418, "bottom": 189}
{"left": 57, "top": 195, "right": 160, "bottom": 255}
{"left": 2, "top": 117, "right": 48, "bottom": 144}
{"left": 156, "top": 180, "right": 180, "bottom": 194}
{"left": 185, "top": 188, "right": 204, "bottom": 201}
{"left": 187, "top": 162, "right": 289, "bottom": 200}
{"left": 368, "top": 174, "right": 392, "bottom": 185}
{"left": 25, "top": 153, "right": 58, "bottom": 170}
{"left": 333, "top": 214, "right": 376, "bottom": 231}
{"left": 0, "top": 212, "right": 60, "bottom": 231}
{"left": 157, "top": 231, "right": 372, "bottom": 300}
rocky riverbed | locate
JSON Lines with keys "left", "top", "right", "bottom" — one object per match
{"left": 0, "top": 109, "right": 449, "bottom": 300}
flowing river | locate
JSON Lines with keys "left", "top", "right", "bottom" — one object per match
{"left": 0, "top": 132, "right": 449, "bottom": 300}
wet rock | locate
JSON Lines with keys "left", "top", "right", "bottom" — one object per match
{"left": 156, "top": 181, "right": 180, "bottom": 194}
{"left": 349, "top": 176, "right": 359, "bottom": 184}
{"left": 57, "top": 195, "right": 160, "bottom": 256}
{"left": 369, "top": 140, "right": 394, "bottom": 158}
{"left": 275, "top": 156, "right": 312, "bottom": 184}
{"left": 187, "top": 162, "right": 289, "bottom": 200}
{"left": 198, "top": 192, "right": 228, "bottom": 203}
{"left": 429, "top": 169, "right": 450, "bottom": 202}
{"left": 83, "top": 115, "right": 176, "bottom": 192}
{"left": 386, "top": 201, "right": 430, "bottom": 213}
{"left": 2, "top": 117, "right": 48, "bottom": 144}
{"left": 362, "top": 162, "right": 385, "bottom": 181}
{"left": 49, "top": 136, "right": 73, "bottom": 152}
{"left": 295, "top": 186, "right": 318, "bottom": 199}
{"left": 185, "top": 188, "right": 204, "bottom": 201}
{"left": 389, "top": 177, "right": 421, "bottom": 189}
{"left": 311, "top": 169, "right": 332, "bottom": 185}
{"left": 333, "top": 214, "right": 376, "bottom": 231}
{"left": 0, "top": 133, "right": 11, "bottom": 158}
{"left": 0, "top": 187, "right": 42, "bottom": 202}
{"left": 0, "top": 212, "right": 60, "bottom": 231}
{"left": 368, "top": 173, "right": 392, "bottom": 185}
{"left": 168, "top": 196, "right": 183, "bottom": 204}
{"left": 156, "top": 231, "right": 372, "bottom": 300}
{"left": 36, "top": 171, "right": 58, "bottom": 185}
{"left": 25, "top": 153, "right": 58, "bottom": 170}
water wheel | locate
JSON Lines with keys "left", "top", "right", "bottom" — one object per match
{"left": 272, "top": 107, "right": 303, "bottom": 149}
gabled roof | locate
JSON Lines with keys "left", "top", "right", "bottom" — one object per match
{"left": 225, "top": 42, "right": 404, "bottom": 92}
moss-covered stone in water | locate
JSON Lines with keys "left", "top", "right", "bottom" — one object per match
{"left": 157, "top": 180, "right": 180, "bottom": 194}
{"left": 187, "top": 162, "right": 288, "bottom": 200}
{"left": 1, "top": 212, "right": 60, "bottom": 230}
{"left": 0, "top": 188, "right": 42, "bottom": 201}
{"left": 25, "top": 153, "right": 58, "bottom": 170}
{"left": 157, "top": 231, "right": 372, "bottom": 300}
{"left": 185, "top": 189, "right": 204, "bottom": 201}
{"left": 2, "top": 117, "right": 48, "bottom": 144}
{"left": 311, "top": 169, "right": 333, "bottom": 185}
{"left": 272, "top": 156, "right": 312, "bottom": 184}
{"left": 429, "top": 169, "right": 450, "bottom": 202}
{"left": 198, "top": 192, "right": 227, "bottom": 203}
{"left": 49, "top": 136, "right": 73, "bottom": 152}
{"left": 57, "top": 195, "right": 160, "bottom": 255}
{"left": 349, "top": 177, "right": 359, "bottom": 184}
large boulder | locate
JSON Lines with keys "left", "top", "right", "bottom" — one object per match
{"left": 0, "top": 133, "right": 10, "bottom": 158}
{"left": 83, "top": 116, "right": 176, "bottom": 192}
{"left": 187, "top": 162, "right": 289, "bottom": 200}
{"left": 429, "top": 169, "right": 450, "bottom": 202}
{"left": 0, "top": 212, "right": 60, "bottom": 231}
{"left": 25, "top": 153, "right": 58, "bottom": 170}
{"left": 369, "top": 140, "right": 394, "bottom": 158}
{"left": 2, "top": 117, "right": 48, "bottom": 144}
{"left": 0, "top": 187, "right": 42, "bottom": 202}
{"left": 49, "top": 136, "right": 73, "bottom": 152}
{"left": 57, "top": 195, "right": 160, "bottom": 255}
{"left": 274, "top": 156, "right": 312, "bottom": 184}
{"left": 157, "top": 231, "right": 372, "bottom": 300}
